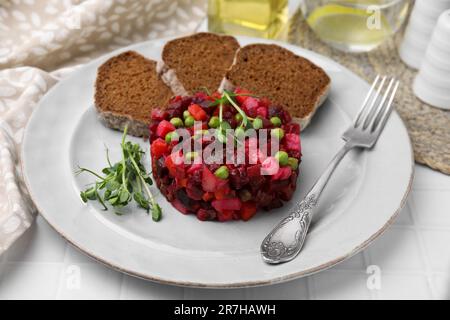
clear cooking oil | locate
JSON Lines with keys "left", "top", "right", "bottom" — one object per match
{"left": 208, "top": 0, "right": 288, "bottom": 39}
{"left": 303, "top": 0, "right": 410, "bottom": 52}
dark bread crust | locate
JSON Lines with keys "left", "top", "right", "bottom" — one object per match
{"left": 225, "top": 44, "right": 331, "bottom": 128}
{"left": 97, "top": 111, "right": 150, "bottom": 138}
{"left": 95, "top": 51, "right": 173, "bottom": 137}
{"left": 162, "top": 32, "right": 240, "bottom": 94}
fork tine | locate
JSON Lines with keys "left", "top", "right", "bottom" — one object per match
{"left": 373, "top": 80, "right": 400, "bottom": 134}
{"left": 353, "top": 75, "right": 380, "bottom": 127}
{"left": 362, "top": 76, "right": 387, "bottom": 129}
{"left": 367, "top": 77, "right": 396, "bottom": 131}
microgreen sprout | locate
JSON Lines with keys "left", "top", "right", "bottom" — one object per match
{"left": 208, "top": 90, "right": 261, "bottom": 146}
{"left": 76, "top": 126, "right": 162, "bottom": 221}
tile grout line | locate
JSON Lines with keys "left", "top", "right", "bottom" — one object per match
{"left": 407, "top": 199, "right": 438, "bottom": 299}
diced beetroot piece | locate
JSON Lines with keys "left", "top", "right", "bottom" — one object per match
{"left": 284, "top": 123, "right": 300, "bottom": 134}
{"left": 223, "top": 108, "right": 234, "bottom": 120}
{"left": 172, "top": 199, "right": 189, "bottom": 215}
{"left": 154, "top": 156, "right": 168, "bottom": 176}
{"left": 216, "top": 179, "right": 229, "bottom": 193}
{"left": 240, "top": 201, "right": 257, "bottom": 221}
{"left": 254, "top": 189, "right": 273, "bottom": 207}
{"left": 187, "top": 164, "right": 203, "bottom": 174}
{"left": 188, "top": 103, "right": 208, "bottom": 121}
{"left": 151, "top": 108, "right": 168, "bottom": 121}
{"left": 268, "top": 105, "right": 283, "bottom": 118}
{"left": 197, "top": 208, "right": 217, "bottom": 221}
{"left": 217, "top": 210, "right": 234, "bottom": 222}
{"left": 202, "top": 192, "right": 214, "bottom": 202}
{"left": 261, "top": 117, "right": 271, "bottom": 128}
{"left": 148, "top": 122, "right": 159, "bottom": 142}
{"left": 287, "top": 150, "right": 301, "bottom": 160}
{"left": 201, "top": 166, "right": 227, "bottom": 192}
{"left": 202, "top": 166, "right": 216, "bottom": 192}
{"left": 278, "top": 184, "right": 295, "bottom": 201}
{"left": 256, "top": 106, "right": 268, "bottom": 119}
{"left": 272, "top": 166, "right": 292, "bottom": 181}
{"left": 151, "top": 138, "right": 168, "bottom": 158}
{"left": 201, "top": 122, "right": 209, "bottom": 130}
{"left": 258, "top": 97, "right": 271, "bottom": 109}
{"left": 212, "top": 198, "right": 242, "bottom": 212}
{"left": 242, "top": 97, "right": 259, "bottom": 117}
{"left": 186, "top": 182, "right": 203, "bottom": 200}
{"left": 229, "top": 167, "right": 249, "bottom": 190}
{"left": 196, "top": 209, "right": 208, "bottom": 221}
{"left": 285, "top": 133, "right": 301, "bottom": 151}
{"left": 281, "top": 110, "right": 292, "bottom": 123}
{"left": 235, "top": 88, "right": 251, "bottom": 104}
{"left": 165, "top": 154, "right": 185, "bottom": 179}
{"left": 247, "top": 164, "right": 261, "bottom": 178}
{"left": 186, "top": 127, "right": 195, "bottom": 136}
{"left": 214, "top": 187, "right": 231, "bottom": 200}
{"left": 156, "top": 120, "right": 175, "bottom": 138}
{"left": 194, "top": 91, "right": 210, "bottom": 101}
{"left": 261, "top": 157, "right": 280, "bottom": 176}
{"left": 176, "top": 188, "right": 200, "bottom": 211}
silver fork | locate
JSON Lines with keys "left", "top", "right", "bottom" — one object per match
{"left": 261, "top": 75, "right": 400, "bottom": 264}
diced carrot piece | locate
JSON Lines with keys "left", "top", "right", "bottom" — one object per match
{"left": 177, "top": 178, "right": 188, "bottom": 188}
{"left": 240, "top": 201, "right": 257, "bottom": 221}
{"left": 151, "top": 138, "right": 168, "bottom": 158}
{"left": 214, "top": 189, "right": 228, "bottom": 200}
{"left": 188, "top": 104, "right": 208, "bottom": 121}
{"left": 217, "top": 210, "right": 234, "bottom": 222}
{"left": 202, "top": 192, "right": 214, "bottom": 202}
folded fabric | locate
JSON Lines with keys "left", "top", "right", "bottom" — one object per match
{"left": 0, "top": 0, "right": 206, "bottom": 255}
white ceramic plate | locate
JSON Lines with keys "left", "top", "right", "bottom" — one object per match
{"left": 22, "top": 36, "right": 414, "bottom": 288}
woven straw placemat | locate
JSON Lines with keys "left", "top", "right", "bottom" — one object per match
{"left": 287, "top": 12, "right": 450, "bottom": 175}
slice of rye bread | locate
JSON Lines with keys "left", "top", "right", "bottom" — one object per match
{"left": 95, "top": 51, "right": 173, "bottom": 137}
{"left": 223, "top": 44, "right": 331, "bottom": 130}
{"left": 161, "top": 32, "right": 240, "bottom": 94}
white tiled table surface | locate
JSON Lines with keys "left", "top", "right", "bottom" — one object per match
{"left": 0, "top": 165, "right": 449, "bottom": 300}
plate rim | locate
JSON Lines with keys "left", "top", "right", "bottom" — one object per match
{"left": 21, "top": 36, "right": 415, "bottom": 288}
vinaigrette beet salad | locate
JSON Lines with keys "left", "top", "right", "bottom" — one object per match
{"left": 149, "top": 89, "right": 302, "bottom": 222}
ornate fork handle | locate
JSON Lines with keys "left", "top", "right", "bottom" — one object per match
{"left": 261, "top": 142, "right": 354, "bottom": 264}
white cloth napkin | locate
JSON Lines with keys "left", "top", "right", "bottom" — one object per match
{"left": 0, "top": 0, "right": 206, "bottom": 255}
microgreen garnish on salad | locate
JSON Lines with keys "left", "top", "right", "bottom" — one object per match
{"left": 76, "top": 126, "right": 162, "bottom": 221}
{"left": 211, "top": 90, "right": 259, "bottom": 145}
